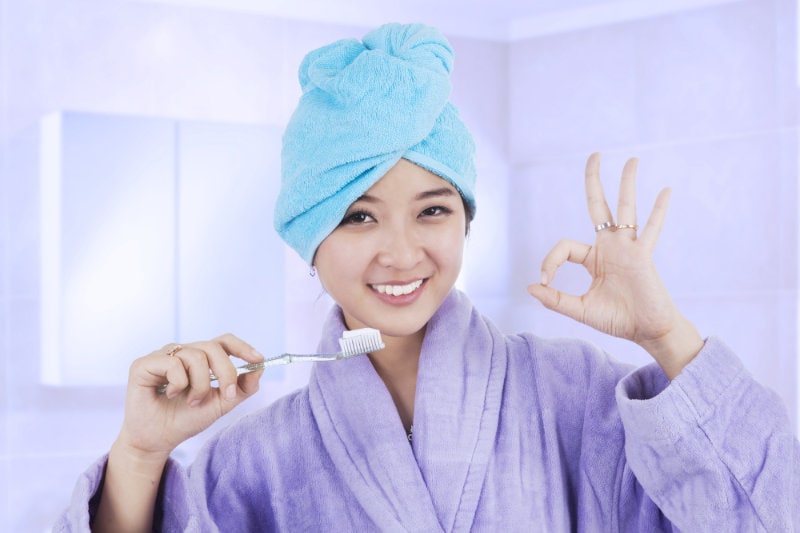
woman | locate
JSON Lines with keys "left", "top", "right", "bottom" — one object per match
{"left": 58, "top": 23, "right": 798, "bottom": 531}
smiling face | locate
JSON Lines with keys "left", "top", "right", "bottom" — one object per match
{"left": 314, "top": 158, "right": 467, "bottom": 343}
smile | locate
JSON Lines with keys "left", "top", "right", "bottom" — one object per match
{"left": 370, "top": 279, "right": 424, "bottom": 296}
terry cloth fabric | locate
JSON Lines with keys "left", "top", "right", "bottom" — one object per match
{"left": 55, "top": 290, "right": 800, "bottom": 531}
{"left": 274, "top": 22, "right": 477, "bottom": 264}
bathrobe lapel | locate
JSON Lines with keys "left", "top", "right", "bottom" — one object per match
{"left": 309, "top": 322, "right": 444, "bottom": 532}
{"left": 308, "top": 290, "right": 505, "bottom": 532}
{"left": 412, "top": 290, "right": 506, "bottom": 531}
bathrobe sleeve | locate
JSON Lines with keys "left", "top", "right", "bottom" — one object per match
{"left": 615, "top": 336, "right": 800, "bottom": 531}
{"left": 52, "top": 455, "right": 108, "bottom": 532}
{"left": 52, "top": 454, "right": 200, "bottom": 532}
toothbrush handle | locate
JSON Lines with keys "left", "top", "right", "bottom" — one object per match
{"left": 155, "top": 353, "right": 343, "bottom": 393}
{"left": 214, "top": 352, "right": 343, "bottom": 380}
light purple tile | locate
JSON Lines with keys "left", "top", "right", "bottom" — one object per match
{"left": 177, "top": 121, "right": 285, "bottom": 368}
{"left": 773, "top": 0, "right": 799, "bottom": 128}
{"left": 636, "top": 131, "right": 793, "bottom": 295}
{"left": 6, "top": 405, "right": 122, "bottom": 456}
{"left": 775, "top": 127, "right": 799, "bottom": 284}
{"left": 17, "top": 1, "right": 295, "bottom": 125}
{"left": 634, "top": 2, "right": 781, "bottom": 143}
{"left": 508, "top": 1, "right": 791, "bottom": 158}
{"left": 0, "top": 311, "right": 7, "bottom": 425}
{"left": 6, "top": 296, "right": 40, "bottom": 408}
{"left": 461, "top": 156, "right": 512, "bottom": 298}
{"left": 0, "top": 458, "right": 10, "bottom": 533}
{"left": 509, "top": 26, "right": 637, "bottom": 160}
{"left": 5, "top": 125, "right": 40, "bottom": 300}
{"left": 7, "top": 452, "right": 101, "bottom": 531}
{"left": 0, "top": 158, "right": 7, "bottom": 304}
{"left": 448, "top": 37, "right": 512, "bottom": 301}
{"left": 449, "top": 36, "right": 509, "bottom": 155}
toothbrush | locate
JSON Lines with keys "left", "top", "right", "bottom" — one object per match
{"left": 156, "top": 328, "right": 384, "bottom": 394}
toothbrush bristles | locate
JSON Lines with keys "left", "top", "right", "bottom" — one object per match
{"left": 339, "top": 328, "right": 385, "bottom": 356}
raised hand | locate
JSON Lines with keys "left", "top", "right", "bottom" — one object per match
{"left": 527, "top": 153, "right": 704, "bottom": 379}
{"left": 118, "top": 333, "right": 265, "bottom": 457}
{"left": 94, "top": 334, "right": 265, "bottom": 532}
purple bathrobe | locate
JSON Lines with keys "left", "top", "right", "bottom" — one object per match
{"left": 56, "top": 290, "right": 799, "bottom": 531}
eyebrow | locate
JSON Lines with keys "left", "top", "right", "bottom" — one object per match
{"left": 355, "top": 187, "right": 457, "bottom": 203}
{"left": 415, "top": 187, "right": 457, "bottom": 201}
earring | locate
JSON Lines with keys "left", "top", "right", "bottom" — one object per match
{"left": 309, "top": 265, "right": 316, "bottom": 278}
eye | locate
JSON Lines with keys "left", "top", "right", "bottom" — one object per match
{"left": 340, "top": 210, "right": 375, "bottom": 226}
{"left": 419, "top": 205, "right": 453, "bottom": 218}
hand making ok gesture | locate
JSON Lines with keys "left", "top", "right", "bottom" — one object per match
{"left": 527, "top": 153, "right": 704, "bottom": 379}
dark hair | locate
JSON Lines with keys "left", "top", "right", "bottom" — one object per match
{"left": 463, "top": 197, "right": 475, "bottom": 236}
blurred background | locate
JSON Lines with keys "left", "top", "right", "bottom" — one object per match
{"left": 1, "top": 0, "right": 797, "bottom": 528}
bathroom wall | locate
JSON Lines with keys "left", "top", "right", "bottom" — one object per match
{"left": 0, "top": 0, "right": 796, "bottom": 528}
{"left": 504, "top": 0, "right": 799, "bottom": 425}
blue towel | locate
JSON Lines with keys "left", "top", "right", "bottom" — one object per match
{"left": 274, "top": 23, "right": 477, "bottom": 264}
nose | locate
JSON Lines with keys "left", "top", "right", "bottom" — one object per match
{"left": 375, "top": 223, "right": 424, "bottom": 270}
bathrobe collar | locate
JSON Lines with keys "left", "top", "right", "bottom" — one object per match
{"left": 308, "top": 289, "right": 506, "bottom": 531}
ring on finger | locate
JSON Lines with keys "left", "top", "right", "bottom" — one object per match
{"left": 165, "top": 344, "right": 183, "bottom": 357}
{"left": 594, "top": 221, "right": 615, "bottom": 232}
{"left": 616, "top": 224, "right": 638, "bottom": 230}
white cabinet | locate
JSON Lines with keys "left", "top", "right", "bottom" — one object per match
{"left": 40, "top": 112, "right": 285, "bottom": 386}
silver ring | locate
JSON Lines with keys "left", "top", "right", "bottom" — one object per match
{"left": 616, "top": 224, "right": 638, "bottom": 230}
{"left": 594, "top": 221, "right": 615, "bottom": 232}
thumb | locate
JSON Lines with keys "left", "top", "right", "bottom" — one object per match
{"left": 527, "top": 282, "right": 560, "bottom": 310}
{"left": 219, "top": 370, "right": 263, "bottom": 415}
{"left": 527, "top": 282, "right": 585, "bottom": 323}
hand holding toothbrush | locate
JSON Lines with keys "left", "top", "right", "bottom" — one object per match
{"left": 526, "top": 153, "right": 704, "bottom": 380}
{"left": 117, "top": 333, "right": 266, "bottom": 459}
{"left": 115, "top": 328, "right": 383, "bottom": 459}
{"left": 95, "top": 333, "right": 265, "bottom": 532}
{"left": 95, "top": 329, "right": 383, "bottom": 532}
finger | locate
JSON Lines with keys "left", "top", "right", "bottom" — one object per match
{"left": 237, "top": 368, "right": 263, "bottom": 397}
{"left": 172, "top": 346, "right": 214, "bottom": 406}
{"left": 130, "top": 352, "right": 189, "bottom": 398}
{"left": 639, "top": 187, "right": 672, "bottom": 251}
{"left": 189, "top": 340, "right": 240, "bottom": 402}
{"left": 526, "top": 282, "right": 587, "bottom": 324}
{"left": 539, "top": 239, "right": 593, "bottom": 286}
{"left": 211, "top": 333, "right": 264, "bottom": 402}
{"left": 585, "top": 152, "right": 614, "bottom": 226}
{"left": 214, "top": 333, "right": 264, "bottom": 363}
{"left": 160, "top": 356, "right": 190, "bottom": 399}
{"left": 616, "top": 157, "right": 638, "bottom": 228}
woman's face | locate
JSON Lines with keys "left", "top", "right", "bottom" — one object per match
{"left": 315, "top": 159, "right": 466, "bottom": 340}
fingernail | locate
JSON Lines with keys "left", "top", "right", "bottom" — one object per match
{"left": 190, "top": 399, "right": 201, "bottom": 408}
{"left": 540, "top": 271, "right": 549, "bottom": 286}
{"left": 251, "top": 348, "right": 264, "bottom": 361}
{"left": 225, "top": 384, "right": 237, "bottom": 400}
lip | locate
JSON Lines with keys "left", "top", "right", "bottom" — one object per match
{"left": 369, "top": 278, "right": 427, "bottom": 306}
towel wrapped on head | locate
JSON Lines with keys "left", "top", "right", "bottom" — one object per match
{"left": 274, "top": 22, "right": 477, "bottom": 264}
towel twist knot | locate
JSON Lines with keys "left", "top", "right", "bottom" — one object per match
{"left": 276, "top": 23, "right": 476, "bottom": 264}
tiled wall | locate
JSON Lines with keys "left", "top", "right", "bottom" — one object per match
{"left": 0, "top": 0, "right": 797, "bottom": 529}
{"left": 502, "top": 0, "right": 799, "bottom": 422}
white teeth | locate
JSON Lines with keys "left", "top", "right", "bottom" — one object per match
{"left": 371, "top": 279, "right": 423, "bottom": 296}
